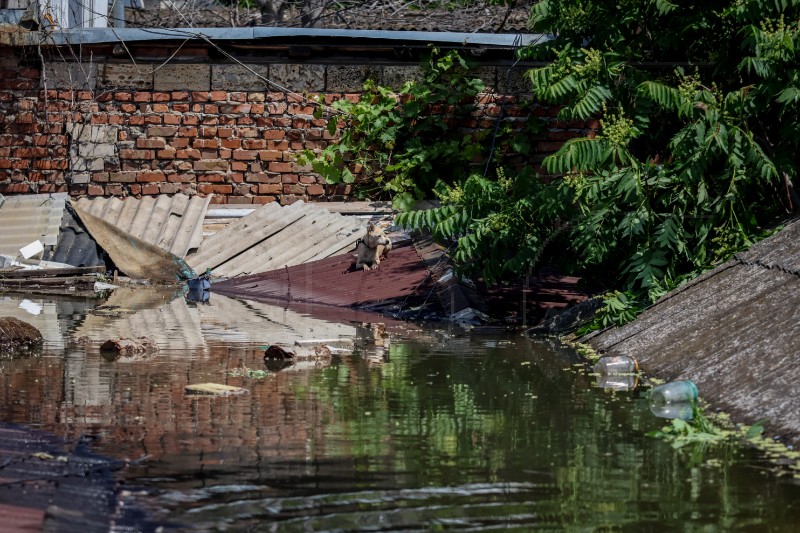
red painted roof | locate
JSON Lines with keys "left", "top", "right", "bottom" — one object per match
{"left": 214, "top": 241, "right": 437, "bottom": 309}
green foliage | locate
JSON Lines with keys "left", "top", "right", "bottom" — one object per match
{"left": 647, "top": 402, "right": 730, "bottom": 449}
{"left": 575, "top": 291, "right": 643, "bottom": 335}
{"left": 298, "top": 49, "right": 502, "bottom": 210}
{"left": 304, "top": 0, "right": 798, "bottom": 320}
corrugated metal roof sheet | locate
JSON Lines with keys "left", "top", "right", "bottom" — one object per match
{"left": 24, "top": 27, "right": 546, "bottom": 47}
{"left": 73, "top": 193, "right": 212, "bottom": 258}
{"left": 586, "top": 216, "right": 800, "bottom": 445}
{"left": 187, "top": 201, "right": 366, "bottom": 278}
{"left": 72, "top": 205, "right": 196, "bottom": 281}
{"left": 213, "top": 240, "right": 438, "bottom": 313}
{"left": 0, "top": 193, "right": 67, "bottom": 258}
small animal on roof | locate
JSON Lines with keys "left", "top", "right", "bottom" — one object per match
{"left": 355, "top": 221, "right": 392, "bottom": 271}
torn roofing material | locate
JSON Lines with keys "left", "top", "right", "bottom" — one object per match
{"left": 44, "top": 203, "right": 107, "bottom": 268}
{"left": 73, "top": 193, "right": 212, "bottom": 258}
{"left": 187, "top": 200, "right": 365, "bottom": 278}
{"left": 586, "top": 216, "right": 800, "bottom": 446}
{"left": 0, "top": 193, "right": 67, "bottom": 258}
{"left": 72, "top": 206, "right": 196, "bottom": 281}
{"left": 213, "top": 240, "right": 438, "bottom": 314}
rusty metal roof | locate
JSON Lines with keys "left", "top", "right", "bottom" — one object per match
{"left": 0, "top": 193, "right": 67, "bottom": 258}
{"left": 73, "top": 193, "right": 212, "bottom": 258}
{"left": 213, "top": 240, "right": 440, "bottom": 315}
{"left": 188, "top": 201, "right": 367, "bottom": 278}
{"left": 586, "top": 216, "right": 800, "bottom": 446}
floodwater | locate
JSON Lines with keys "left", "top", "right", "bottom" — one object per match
{"left": 1, "top": 287, "right": 799, "bottom": 531}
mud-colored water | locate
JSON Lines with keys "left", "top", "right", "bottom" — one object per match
{"left": 0, "top": 288, "right": 798, "bottom": 531}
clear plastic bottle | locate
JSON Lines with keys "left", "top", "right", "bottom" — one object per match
{"left": 593, "top": 355, "right": 639, "bottom": 375}
{"left": 595, "top": 374, "right": 639, "bottom": 391}
{"left": 650, "top": 401, "right": 694, "bottom": 420}
{"left": 650, "top": 380, "right": 698, "bottom": 406}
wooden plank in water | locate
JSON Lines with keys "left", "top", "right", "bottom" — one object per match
{"left": 0, "top": 266, "right": 105, "bottom": 279}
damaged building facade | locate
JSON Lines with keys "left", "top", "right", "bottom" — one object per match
{"left": 0, "top": 27, "right": 594, "bottom": 204}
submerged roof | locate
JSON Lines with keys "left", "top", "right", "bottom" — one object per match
{"left": 187, "top": 201, "right": 366, "bottom": 278}
{"left": 214, "top": 240, "right": 438, "bottom": 314}
{"left": 586, "top": 217, "right": 800, "bottom": 445}
{"left": 73, "top": 193, "right": 211, "bottom": 259}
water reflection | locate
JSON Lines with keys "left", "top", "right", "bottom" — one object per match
{"left": 0, "top": 290, "right": 798, "bottom": 531}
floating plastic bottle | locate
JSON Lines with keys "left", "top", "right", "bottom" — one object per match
{"left": 650, "top": 401, "right": 694, "bottom": 420}
{"left": 650, "top": 380, "right": 698, "bottom": 405}
{"left": 593, "top": 355, "right": 639, "bottom": 376}
{"left": 649, "top": 380, "right": 698, "bottom": 420}
{"left": 595, "top": 374, "right": 639, "bottom": 391}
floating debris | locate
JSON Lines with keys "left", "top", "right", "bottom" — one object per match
{"left": 184, "top": 383, "right": 249, "bottom": 396}
{"left": 0, "top": 316, "right": 43, "bottom": 351}
{"left": 99, "top": 336, "right": 159, "bottom": 356}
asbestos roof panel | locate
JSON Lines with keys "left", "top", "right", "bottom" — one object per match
{"left": 73, "top": 193, "right": 212, "bottom": 258}
{"left": 586, "top": 216, "right": 800, "bottom": 445}
{"left": 213, "top": 240, "right": 436, "bottom": 312}
{"left": 187, "top": 201, "right": 366, "bottom": 278}
{"left": 0, "top": 193, "right": 67, "bottom": 257}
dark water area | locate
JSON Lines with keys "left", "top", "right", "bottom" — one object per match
{"left": 0, "top": 288, "right": 799, "bottom": 531}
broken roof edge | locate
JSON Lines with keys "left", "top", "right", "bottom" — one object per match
{"left": 6, "top": 27, "right": 551, "bottom": 49}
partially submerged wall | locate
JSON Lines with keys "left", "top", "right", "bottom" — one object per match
{"left": 0, "top": 33, "right": 594, "bottom": 204}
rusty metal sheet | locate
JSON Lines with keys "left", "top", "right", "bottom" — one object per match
{"left": 73, "top": 206, "right": 195, "bottom": 281}
{"left": 187, "top": 201, "right": 366, "bottom": 278}
{"left": 0, "top": 193, "right": 67, "bottom": 258}
{"left": 73, "top": 193, "right": 212, "bottom": 258}
{"left": 214, "top": 241, "right": 435, "bottom": 311}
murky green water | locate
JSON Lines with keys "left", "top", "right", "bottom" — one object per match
{"left": 1, "top": 288, "right": 798, "bottom": 531}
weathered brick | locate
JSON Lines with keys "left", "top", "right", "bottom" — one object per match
{"left": 193, "top": 160, "right": 228, "bottom": 171}
{"left": 306, "top": 184, "right": 325, "bottom": 195}
{"left": 232, "top": 149, "right": 258, "bottom": 161}
{"left": 147, "top": 126, "right": 178, "bottom": 137}
{"left": 263, "top": 130, "right": 285, "bottom": 140}
{"left": 142, "top": 184, "right": 160, "bottom": 195}
{"left": 258, "top": 183, "right": 282, "bottom": 194}
{"left": 120, "top": 149, "right": 153, "bottom": 159}
{"left": 137, "top": 138, "right": 166, "bottom": 149}
{"left": 109, "top": 171, "right": 138, "bottom": 183}
{"left": 221, "top": 138, "right": 241, "bottom": 149}
{"left": 192, "top": 139, "right": 218, "bottom": 149}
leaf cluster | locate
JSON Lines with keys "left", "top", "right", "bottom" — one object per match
{"left": 298, "top": 49, "right": 504, "bottom": 211}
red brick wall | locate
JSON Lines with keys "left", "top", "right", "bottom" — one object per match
{"left": 0, "top": 56, "right": 595, "bottom": 204}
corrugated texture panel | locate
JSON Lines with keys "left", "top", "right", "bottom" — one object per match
{"left": 0, "top": 193, "right": 67, "bottom": 257}
{"left": 196, "top": 292, "right": 357, "bottom": 345}
{"left": 187, "top": 201, "right": 366, "bottom": 277}
{"left": 736, "top": 216, "right": 800, "bottom": 273}
{"left": 587, "top": 218, "right": 800, "bottom": 445}
{"left": 73, "top": 193, "right": 212, "bottom": 258}
{"left": 214, "top": 241, "right": 435, "bottom": 309}
{"left": 73, "top": 286, "right": 205, "bottom": 353}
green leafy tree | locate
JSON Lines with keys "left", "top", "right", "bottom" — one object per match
{"left": 401, "top": 0, "right": 799, "bottom": 310}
